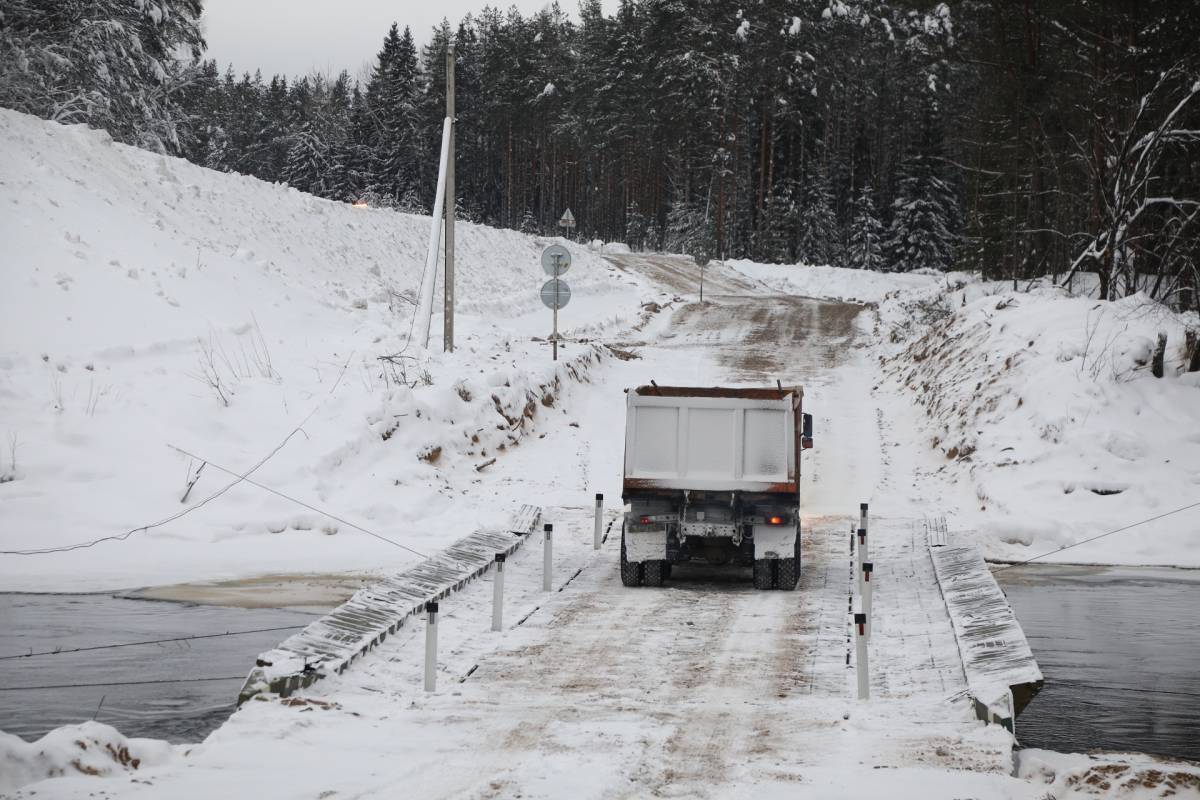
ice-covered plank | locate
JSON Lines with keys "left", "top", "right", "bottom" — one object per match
{"left": 928, "top": 535, "right": 1043, "bottom": 722}
{"left": 925, "top": 516, "right": 948, "bottom": 547}
{"left": 238, "top": 506, "right": 541, "bottom": 703}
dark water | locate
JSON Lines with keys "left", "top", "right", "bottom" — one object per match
{"left": 997, "top": 565, "right": 1200, "bottom": 760}
{"left": 0, "top": 594, "right": 316, "bottom": 743}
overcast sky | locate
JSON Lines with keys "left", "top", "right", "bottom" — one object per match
{"left": 200, "top": 0, "right": 618, "bottom": 80}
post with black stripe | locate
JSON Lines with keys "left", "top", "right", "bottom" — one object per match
{"left": 424, "top": 601, "right": 439, "bottom": 692}
{"left": 593, "top": 493, "right": 604, "bottom": 551}
{"left": 492, "top": 554, "right": 506, "bottom": 632}
{"left": 862, "top": 561, "right": 874, "bottom": 640}
{"left": 855, "top": 602, "right": 870, "bottom": 701}
{"left": 543, "top": 523, "right": 553, "bottom": 592}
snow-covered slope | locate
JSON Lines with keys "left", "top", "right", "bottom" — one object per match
{"left": 725, "top": 259, "right": 939, "bottom": 304}
{"left": 879, "top": 276, "right": 1200, "bottom": 567}
{"left": 0, "top": 109, "right": 643, "bottom": 591}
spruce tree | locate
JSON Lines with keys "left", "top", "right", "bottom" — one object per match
{"left": 625, "top": 203, "right": 648, "bottom": 251}
{"left": 847, "top": 184, "right": 884, "bottom": 270}
{"left": 0, "top": 0, "right": 206, "bottom": 152}
{"left": 796, "top": 171, "right": 840, "bottom": 265}
{"left": 755, "top": 180, "right": 797, "bottom": 264}
{"left": 283, "top": 123, "right": 327, "bottom": 195}
{"left": 519, "top": 208, "right": 539, "bottom": 235}
{"left": 367, "top": 24, "right": 421, "bottom": 204}
{"left": 885, "top": 157, "right": 959, "bottom": 272}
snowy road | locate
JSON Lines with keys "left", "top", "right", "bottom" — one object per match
{"left": 12, "top": 256, "right": 1022, "bottom": 798}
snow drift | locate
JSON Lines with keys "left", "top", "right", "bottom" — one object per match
{"left": 0, "top": 108, "right": 641, "bottom": 591}
{"left": 0, "top": 722, "right": 172, "bottom": 793}
{"left": 879, "top": 275, "right": 1200, "bottom": 566}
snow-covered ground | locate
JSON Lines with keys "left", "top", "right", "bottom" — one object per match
{"left": 725, "top": 258, "right": 938, "bottom": 304}
{"left": 4, "top": 110, "right": 1199, "bottom": 798}
{"left": 874, "top": 274, "right": 1200, "bottom": 567}
{"left": 724, "top": 260, "right": 1200, "bottom": 568}
{"left": 0, "top": 108, "right": 645, "bottom": 592}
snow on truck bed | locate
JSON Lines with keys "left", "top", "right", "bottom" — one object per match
{"left": 0, "top": 108, "right": 642, "bottom": 592}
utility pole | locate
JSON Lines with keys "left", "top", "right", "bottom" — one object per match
{"left": 443, "top": 42, "right": 456, "bottom": 353}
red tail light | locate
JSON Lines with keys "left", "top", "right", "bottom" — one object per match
{"left": 639, "top": 516, "right": 650, "bottom": 524}
{"left": 767, "top": 515, "right": 784, "bottom": 525}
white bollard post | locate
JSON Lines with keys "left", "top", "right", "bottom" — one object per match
{"left": 492, "top": 554, "right": 505, "bottom": 632}
{"left": 854, "top": 606, "right": 869, "bottom": 700}
{"left": 860, "top": 502, "right": 869, "bottom": 535}
{"left": 424, "top": 601, "right": 438, "bottom": 692}
{"left": 593, "top": 493, "right": 604, "bottom": 551}
{"left": 858, "top": 526, "right": 868, "bottom": 571}
{"left": 543, "top": 523, "right": 553, "bottom": 592}
{"left": 862, "top": 561, "right": 873, "bottom": 640}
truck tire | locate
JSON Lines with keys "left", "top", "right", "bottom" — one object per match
{"left": 643, "top": 560, "right": 665, "bottom": 587}
{"left": 753, "top": 559, "right": 775, "bottom": 590}
{"left": 620, "top": 534, "right": 642, "bottom": 587}
{"left": 776, "top": 557, "right": 798, "bottom": 590}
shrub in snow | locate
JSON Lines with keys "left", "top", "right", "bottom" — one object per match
{"left": 0, "top": 722, "right": 172, "bottom": 793}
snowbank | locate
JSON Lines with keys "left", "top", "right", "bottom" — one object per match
{"left": 0, "top": 722, "right": 172, "bottom": 793}
{"left": 0, "top": 108, "right": 642, "bottom": 591}
{"left": 1019, "top": 749, "right": 1200, "bottom": 798}
{"left": 878, "top": 275, "right": 1200, "bottom": 566}
{"left": 725, "top": 259, "right": 940, "bottom": 303}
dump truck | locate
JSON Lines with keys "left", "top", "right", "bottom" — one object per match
{"left": 621, "top": 385, "right": 813, "bottom": 590}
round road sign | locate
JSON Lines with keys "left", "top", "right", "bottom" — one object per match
{"left": 541, "top": 244, "right": 572, "bottom": 276}
{"left": 540, "top": 278, "right": 571, "bottom": 310}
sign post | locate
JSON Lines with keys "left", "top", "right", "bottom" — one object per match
{"left": 558, "top": 208, "right": 576, "bottom": 239}
{"left": 444, "top": 43, "right": 456, "bottom": 353}
{"left": 540, "top": 245, "right": 572, "bottom": 361}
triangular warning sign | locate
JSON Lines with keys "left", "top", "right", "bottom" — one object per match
{"left": 558, "top": 208, "right": 576, "bottom": 227}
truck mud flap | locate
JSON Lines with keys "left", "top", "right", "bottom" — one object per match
{"left": 625, "top": 528, "right": 668, "bottom": 562}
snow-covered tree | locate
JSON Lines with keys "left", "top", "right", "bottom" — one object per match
{"left": 368, "top": 24, "right": 422, "bottom": 204}
{"left": 665, "top": 195, "right": 708, "bottom": 257}
{"left": 624, "top": 203, "right": 648, "bottom": 251}
{"left": 755, "top": 180, "right": 797, "bottom": 264}
{"left": 282, "top": 123, "right": 327, "bottom": 195}
{"left": 0, "top": 0, "right": 205, "bottom": 152}
{"left": 885, "top": 156, "right": 959, "bottom": 272}
{"left": 796, "top": 171, "right": 841, "bottom": 265}
{"left": 519, "top": 208, "right": 539, "bottom": 234}
{"left": 847, "top": 184, "right": 885, "bottom": 270}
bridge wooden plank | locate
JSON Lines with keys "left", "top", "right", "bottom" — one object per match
{"left": 928, "top": 534, "right": 1043, "bottom": 718}
{"left": 238, "top": 507, "right": 541, "bottom": 703}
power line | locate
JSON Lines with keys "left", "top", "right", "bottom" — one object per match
{"left": 1051, "top": 679, "right": 1200, "bottom": 700}
{"left": 168, "top": 444, "right": 428, "bottom": 559}
{"left": 0, "top": 409, "right": 318, "bottom": 556}
{"left": 992, "top": 498, "right": 1200, "bottom": 571}
{"left": 0, "top": 625, "right": 306, "bottom": 662}
{"left": 0, "top": 676, "right": 248, "bottom": 693}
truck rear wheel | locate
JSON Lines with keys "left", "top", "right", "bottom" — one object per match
{"left": 643, "top": 560, "right": 665, "bottom": 587}
{"left": 777, "top": 557, "right": 798, "bottom": 590}
{"left": 620, "top": 532, "right": 643, "bottom": 587}
{"left": 753, "top": 559, "right": 775, "bottom": 590}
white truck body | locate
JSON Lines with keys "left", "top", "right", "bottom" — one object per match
{"left": 620, "top": 385, "right": 810, "bottom": 590}
{"left": 623, "top": 393, "right": 796, "bottom": 493}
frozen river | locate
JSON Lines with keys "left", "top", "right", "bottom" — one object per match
{"left": 0, "top": 594, "right": 317, "bottom": 742}
{"left": 998, "top": 564, "right": 1200, "bottom": 761}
